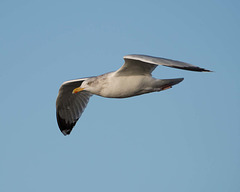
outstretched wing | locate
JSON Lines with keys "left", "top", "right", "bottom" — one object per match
{"left": 56, "top": 79, "right": 92, "bottom": 135}
{"left": 115, "top": 54, "right": 211, "bottom": 76}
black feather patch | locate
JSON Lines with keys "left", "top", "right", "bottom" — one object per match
{"left": 173, "top": 66, "right": 212, "bottom": 72}
{"left": 56, "top": 112, "right": 78, "bottom": 136}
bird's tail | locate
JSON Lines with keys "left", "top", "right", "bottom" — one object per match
{"left": 155, "top": 78, "right": 184, "bottom": 91}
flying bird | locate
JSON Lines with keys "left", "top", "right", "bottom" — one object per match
{"left": 56, "top": 54, "right": 211, "bottom": 135}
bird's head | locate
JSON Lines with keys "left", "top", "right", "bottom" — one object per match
{"left": 72, "top": 79, "right": 96, "bottom": 94}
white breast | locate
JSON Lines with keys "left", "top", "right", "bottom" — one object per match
{"left": 99, "top": 75, "right": 154, "bottom": 98}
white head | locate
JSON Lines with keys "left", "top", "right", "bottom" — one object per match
{"left": 72, "top": 77, "right": 102, "bottom": 95}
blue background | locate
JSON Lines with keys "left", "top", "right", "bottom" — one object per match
{"left": 1, "top": 0, "right": 239, "bottom": 191}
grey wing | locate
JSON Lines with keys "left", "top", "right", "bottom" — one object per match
{"left": 56, "top": 78, "right": 92, "bottom": 135}
{"left": 115, "top": 54, "right": 211, "bottom": 76}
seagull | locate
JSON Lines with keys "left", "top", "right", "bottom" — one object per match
{"left": 56, "top": 54, "right": 211, "bottom": 135}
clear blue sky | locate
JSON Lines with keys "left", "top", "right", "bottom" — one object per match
{"left": 1, "top": 0, "right": 240, "bottom": 191}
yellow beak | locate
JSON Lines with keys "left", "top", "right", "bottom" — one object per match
{"left": 72, "top": 87, "right": 84, "bottom": 94}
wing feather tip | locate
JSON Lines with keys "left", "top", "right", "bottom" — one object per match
{"left": 173, "top": 66, "right": 212, "bottom": 72}
{"left": 204, "top": 69, "right": 213, "bottom": 72}
{"left": 56, "top": 112, "right": 77, "bottom": 136}
{"left": 61, "top": 129, "right": 72, "bottom": 136}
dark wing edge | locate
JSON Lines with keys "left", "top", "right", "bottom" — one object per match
{"left": 56, "top": 112, "right": 78, "bottom": 135}
{"left": 123, "top": 54, "right": 213, "bottom": 72}
{"left": 56, "top": 79, "right": 92, "bottom": 136}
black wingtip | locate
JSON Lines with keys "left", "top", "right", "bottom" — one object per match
{"left": 201, "top": 69, "right": 213, "bottom": 72}
{"left": 61, "top": 129, "right": 72, "bottom": 136}
{"left": 56, "top": 112, "right": 77, "bottom": 136}
{"left": 173, "top": 66, "right": 213, "bottom": 72}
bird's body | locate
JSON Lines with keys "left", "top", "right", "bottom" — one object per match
{"left": 81, "top": 73, "right": 183, "bottom": 98}
{"left": 102, "top": 74, "right": 155, "bottom": 98}
{"left": 56, "top": 54, "right": 211, "bottom": 135}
